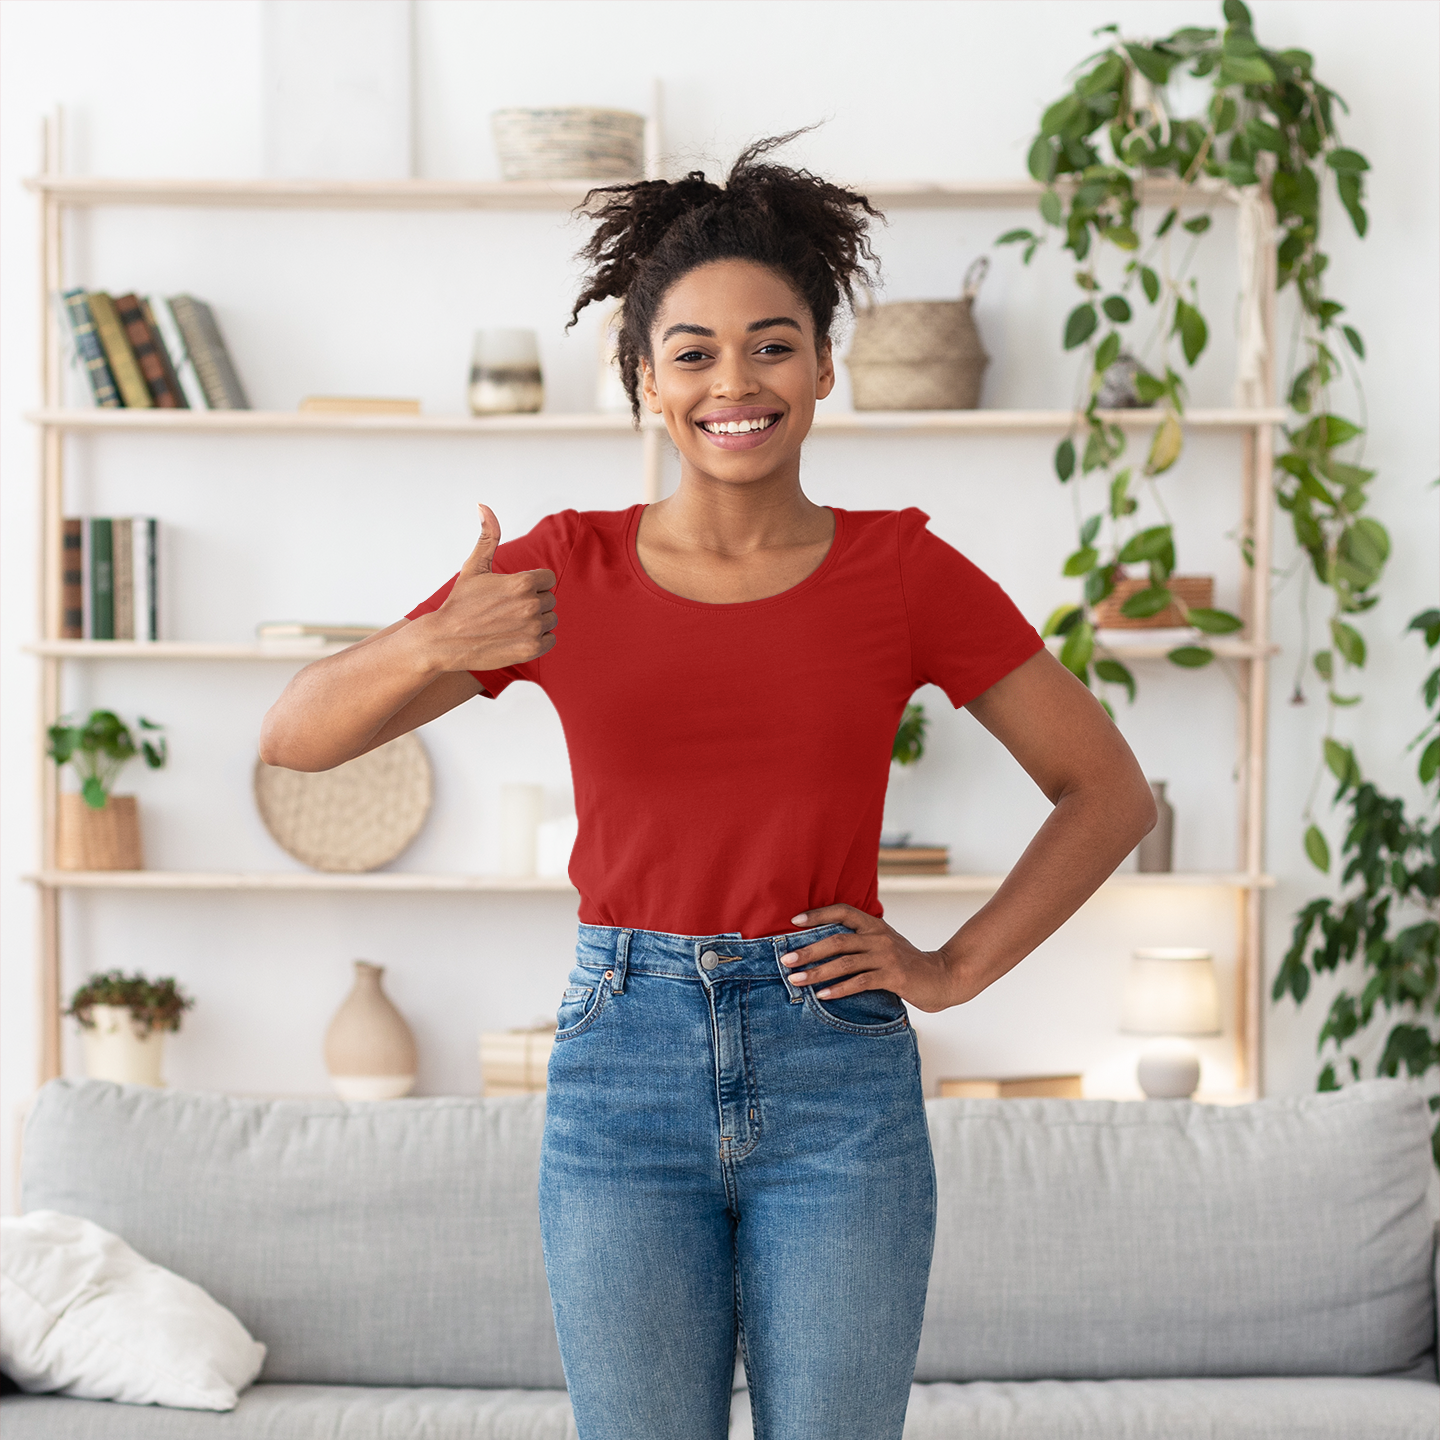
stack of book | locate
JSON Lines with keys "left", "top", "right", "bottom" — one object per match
{"left": 64, "top": 518, "right": 160, "bottom": 641}
{"left": 479, "top": 1026, "right": 555, "bottom": 1096}
{"left": 256, "top": 623, "right": 379, "bottom": 648}
{"left": 61, "top": 290, "right": 249, "bottom": 410}
{"left": 878, "top": 844, "right": 950, "bottom": 875}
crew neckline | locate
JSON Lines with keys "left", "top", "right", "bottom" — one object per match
{"left": 625, "top": 503, "right": 847, "bottom": 610}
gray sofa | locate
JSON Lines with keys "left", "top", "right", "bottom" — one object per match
{"left": 4, "top": 1077, "right": 1437, "bottom": 1438}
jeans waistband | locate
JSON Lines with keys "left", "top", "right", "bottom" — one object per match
{"left": 575, "top": 921, "right": 850, "bottom": 990}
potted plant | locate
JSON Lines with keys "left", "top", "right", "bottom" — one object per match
{"left": 881, "top": 703, "right": 928, "bottom": 847}
{"left": 67, "top": 970, "right": 193, "bottom": 1087}
{"left": 47, "top": 710, "right": 166, "bottom": 870}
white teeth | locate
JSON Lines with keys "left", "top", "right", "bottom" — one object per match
{"left": 702, "top": 416, "right": 775, "bottom": 435}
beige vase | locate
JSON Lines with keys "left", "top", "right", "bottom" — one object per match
{"left": 56, "top": 794, "right": 142, "bottom": 870}
{"left": 81, "top": 1004, "right": 165, "bottom": 1086}
{"left": 323, "top": 961, "right": 416, "bottom": 1101}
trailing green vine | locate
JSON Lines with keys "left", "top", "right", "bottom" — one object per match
{"left": 1273, "top": 612, "right": 1440, "bottom": 1163}
{"left": 999, "top": 0, "right": 1383, "bottom": 722}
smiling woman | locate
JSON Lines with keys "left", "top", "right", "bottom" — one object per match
{"left": 258, "top": 132, "right": 1157, "bottom": 1440}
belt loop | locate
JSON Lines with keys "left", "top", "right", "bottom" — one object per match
{"left": 774, "top": 937, "right": 804, "bottom": 1005}
{"left": 610, "top": 930, "right": 632, "bottom": 994}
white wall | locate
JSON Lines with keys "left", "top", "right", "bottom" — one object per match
{"left": 2, "top": 0, "right": 1436, "bottom": 1209}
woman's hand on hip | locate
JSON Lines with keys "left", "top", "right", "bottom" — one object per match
{"left": 782, "top": 904, "right": 969, "bottom": 1014}
{"left": 411, "top": 503, "right": 558, "bottom": 674}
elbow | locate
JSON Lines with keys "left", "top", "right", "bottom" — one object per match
{"left": 257, "top": 710, "right": 315, "bottom": 772}
{"left": 1130, "top": 773, "right": 1159, "bottom": 844}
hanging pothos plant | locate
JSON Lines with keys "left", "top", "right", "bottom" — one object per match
{"left": 999, "top": 0, "right": 1383, "bottom": 720}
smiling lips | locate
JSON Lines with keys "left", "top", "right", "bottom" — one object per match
{"left": 696, "top": 407, "right": 783, "bottom": 450}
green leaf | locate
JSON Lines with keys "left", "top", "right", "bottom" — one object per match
{"left": 1109, "top": 469, "right": 1136, "bottom": 519}
{"left": 1064, "top": 303, "right": 1098, "bottom": 350}
{"left": 1095, "top": 658, "right": 1137, "bottom": 702}
{"left": 1341, "top": 325, "right": 1364, "bottom": 359}
{"left": 1124, "top": 43, "right": 1173, "bottom": 84}
{"left": 1182, "top": 214, "right": 1212, "bottom": 234}
{"left": 1326, "top": 147, "right": 1370, "bottom": 173}
{"left": 1094, "top": 331, "right": 1121, "bottom": 373}
{"left": 1187, "top": 607, "right": 1244, "bottom": 634}
{"left": 1339, "top": 518, "right": 1390, "bottom": 584}
{"left": 997, "top": 228, "right": 1036, "bottom": 246}
{"left": 1223, "top": 0, "right": 1254, "bottom": 23}
{"left": 1323, "top": 737, "right": 1359, "bottom": 787}
{"left": 1244, "top": 118, "right": 1285, "bottom": 153}
{"left": 1313, "top": 649, "right": 1333, "bottom": 681}
{"left": 81, "top": 776, "right": 107, "bottom": 809}
{"left": 1154, "top": 207, "right": 1178, "bottom": 239}
{"left": 1173, "top": 298, "right": 1208, "bottom": 365}
{"left": 1133, "top": 370, "right": 1167, "bottom": 405}
{"left": 1220, "top": 53, "right": 1276, "bottom": 86}
{"left": 1420, "top": 737, "right": 1440, "bottom": 785}
{"left": 1331, "top": 620, "right": 1367, "bottom": 667}
{"left": 1140, "top": 266, "right": 1160, "bottom": 304}
{"left": 1328, "top": 692, "right": 1361, "bottom": 708}
{"left": 1409, "top": 609, "right": 1440, "bottom": 647}
{"left": 1117, "top": 524, "right": 1174, "bottom": 564}
{"left": 1059, "top": 619, "right": 1095, "bottom": 679}
{"left": 1104, "top": 224, "right": 1140, "bottom": 251}
{"left": 1028, "top": 135, "right": 1057, "bottom": 183}
{"left": 1040, "top": 94, "right": 1084, "bottom": 138}
{"left": 1079, "top": 514, "right": 1101, "bottom": 546}
{"left": 1042, "top": 603, "right": 1083, "bottom": 638}
{"left": 1304, "top": 824, "right": 1331, "bottom": 872}
{"left": 1121, "top": 586, "right": 1174, "bottom": 620}
{"left": 1102, "top": 295, "right": 1131, "bottom": 323}
{"left": 1144, "top": 411, "right": 1184, "bottom": 474}
{"left": 1168, "top": 645, "right": 1214, "bottom": 668}
{"left": 1054, "top": 437, "right": 1076, "bottom": 481}
{"left": 1063, "top": 545, "right": 1100, "bottom": 577}
{"left": 1040, "top": 189, "right": 1064, "bottom": 226}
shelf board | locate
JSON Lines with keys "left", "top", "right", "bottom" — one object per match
{"left": 27, "top": 869, "right": 1276, "bottom": 894}
{"left": 26, "top": 406, "right": 1286, "bottom": 436}
{"left": 24, "top": 175, "right": 1240, "bottom": 212}
{"left": 1044, "top": 634, "right": 1278, "bottom": 661}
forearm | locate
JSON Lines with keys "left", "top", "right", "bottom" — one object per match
{"left": 259, "top": 617, "right": 466, "bottom": 771}
{"left": 940, "top": 775, "right": 1155, "bottom": 1004}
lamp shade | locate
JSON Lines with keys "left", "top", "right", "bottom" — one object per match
{"left": 1120, "top": 948, "right": 1221, "bottom": 1036}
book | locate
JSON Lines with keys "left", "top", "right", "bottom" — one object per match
{"left": 145, "top": 296, "right": 207, "bottom": 409}
{"left": 167, "top": 295, "right": 250, "bottom": 409}
{"left": 85, "top": 292, "right": 152, "bottom": 409}
{"left": 257, "top": 622, "right": 378, "bottom": 646}
{"left": 878, "top": 844, "right": 950, "bottom": 875}
{"left": 89, "top": 518, "right": 115, "bottom": 640}
{"left": 138, "top": 298, "right": 190, "bottom": 409}
{"left": 60, "top": 290, "right": 120, "bottom": 408}
{"left": 939, "top": 1075, "right": 1084, "bottom": 1100}
{"left": 61, "top": 518, "right": 84, "bottom": 638}
{"left": 114, "top": 293, "right": 183, "bottom": 408}
{"left": 134, "top": 517, "right": 158, "bottom": 642}
{"left": 299, "top": 396, "right": 421, "bottom": 415}
{"left": 113, "top": 518, "right": 135, "bottom": 639}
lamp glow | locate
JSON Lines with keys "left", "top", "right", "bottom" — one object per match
{"left": 1120, "top": 948, "right": 1221, "bottom": 1099}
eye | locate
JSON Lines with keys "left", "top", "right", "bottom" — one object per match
{"left": 757, "top": 342, "right": 794, "bottom": 356}
{"left": 674, "top": 349, "right": 709, "bottom": 364}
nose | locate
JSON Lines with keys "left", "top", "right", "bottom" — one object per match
{"left": 710, "top": 350, "right": 761, "bottom": 400}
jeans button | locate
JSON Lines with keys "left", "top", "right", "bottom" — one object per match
{"left": 699, "top": 950, "right": 719, "bottom": 971}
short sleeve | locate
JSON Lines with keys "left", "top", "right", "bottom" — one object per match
{"left": 405, "top": 509, "right": 580, "bottom": 699}
{"left": 897, "top": 508, "right": 1044, "bottom": 709}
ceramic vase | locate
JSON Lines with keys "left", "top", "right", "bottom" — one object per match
{"left": 468, "top": 329, "right": 543, "bottom": 415}
{"left": 56, "top": 794, "right": 142, "bottom": 870}
{"left": 324, "top": 961, "right": 416, "bottom": 1101}
{"left": 1137, "top": 781, "right": 1175, "bottom": 873}
{"left": 81, "top": 1004, "right": 165, "bottom": 1086}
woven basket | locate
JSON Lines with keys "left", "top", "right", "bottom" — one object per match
{"left": 491, "top": 108, "right": 644, "bottom": 182}
{"left": 253, "top": 733, "right": 432, "bottom": 873}
{"left": 846, "top": 258, "right": 990, "bottom": 411}
{"left": 1091, "top": 575, "right": 1215, "bottom": 629}
{"left": 56, "top": 794, "right": 142, "bottom": 870}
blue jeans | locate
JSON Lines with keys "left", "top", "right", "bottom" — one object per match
{"left": 539, "top": 922, "right": 936, "bottom": 1440}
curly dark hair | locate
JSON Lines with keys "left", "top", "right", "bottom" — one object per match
{"left": 569, "top": 132, "right": 883, "bottom": 422}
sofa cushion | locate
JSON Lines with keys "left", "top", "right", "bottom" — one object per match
{"left": 915, "top": 1080, "right": 1439, "bottom": 1382}
{"left": 21, "top": 1083, "right": 564, "bottom": 1389}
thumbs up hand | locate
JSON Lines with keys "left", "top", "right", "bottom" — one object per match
{"left": 417, "top": 504, "right": 557, "bottom": 673}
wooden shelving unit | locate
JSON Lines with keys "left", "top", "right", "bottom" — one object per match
{"left": 24, "top": 148, "right": 1278, "bottom": 1098}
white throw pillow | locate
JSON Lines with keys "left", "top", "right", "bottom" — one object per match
{"left": 0, "top": 1210, "right": 265, "bottom": 1410}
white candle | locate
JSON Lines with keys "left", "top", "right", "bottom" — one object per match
{"left": 499, "top": 784, "right": 545, "bottom": 877}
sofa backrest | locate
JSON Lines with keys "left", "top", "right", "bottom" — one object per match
{"left": 22, "top": 1082, "right": 564, "bottom": 1389}
{"left": 915, "top": 1080, "right": 1439, "bottom": 1382}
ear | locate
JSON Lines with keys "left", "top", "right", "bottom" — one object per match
{"left": 815, "top": 336, "right": 836, "bottom": 401}
{"left": 639, "top": 356, "right": 663, "bottom": 414}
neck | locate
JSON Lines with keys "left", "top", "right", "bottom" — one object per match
{"left": 653, "top": 459, "right": 828, "bottom": 553}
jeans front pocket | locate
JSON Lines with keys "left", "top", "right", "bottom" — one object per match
{"left": 554, "top": 974, "right": 609, "bottom": 1040}
{"left": 805, "top": 985, "right": 910, "bottom": 1036}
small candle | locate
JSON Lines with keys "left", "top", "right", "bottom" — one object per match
{"left": 499, "top": 784, "right": 545, "bottom": 877}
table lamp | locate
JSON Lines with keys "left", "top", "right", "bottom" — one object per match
{"left": 1120, "top": 948, "right": 1221, "bottom": 1099}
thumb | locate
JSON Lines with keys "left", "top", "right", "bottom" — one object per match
{"left": 459, "top": 504, "right": 501, "bottom": 576}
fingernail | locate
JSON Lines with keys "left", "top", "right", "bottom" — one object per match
{"left": 791, "top": 913, "right": 807, "bottom": 924}
{"left": 790, "top": 973, "right": 809, "bottom": 985}
{"left": 817, "top": 989, "right": 832, "bottom": 998}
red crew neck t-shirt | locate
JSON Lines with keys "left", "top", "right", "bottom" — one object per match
{"left": 407, "top": 504, "right": 1042, "bottom": 938}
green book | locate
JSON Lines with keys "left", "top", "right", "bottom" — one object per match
{"left": 90, "top": 518, "right": 114, "bottom": 640}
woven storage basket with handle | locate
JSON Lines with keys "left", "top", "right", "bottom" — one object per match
{"left": 846, "top": 258, "right": 989, "bottom": 411}
{"left": 491, "top": 108, "right": 644, "bottom": 182}
{"left": 1091, "top": 575, "right": 1215, "bottom": 629}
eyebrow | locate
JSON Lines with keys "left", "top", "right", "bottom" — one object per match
{"left": 660, "top": 316, "right": 803, "bottom": 343}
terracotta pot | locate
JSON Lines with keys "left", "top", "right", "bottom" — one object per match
{"left": 80, "top": 1004, "right": 165, "bottom": 1085}
{"left": 1090, "top": 575, "right": 1215, "bottom": 630}
{"left": 56, "top": 794, "right": 142, "bottom": 870}
{"left": 324, "top": 961, "right": 416, "bottom": 1101}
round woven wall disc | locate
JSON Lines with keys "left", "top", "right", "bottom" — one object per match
{"left": 253, "top": 733, "right": 433, "bottom": 873}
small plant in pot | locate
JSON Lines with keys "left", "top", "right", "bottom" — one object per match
{"left": 881, "top": 703, "right": 929, "bottom": 848}
{"left": 67, "top": 970, "right": 193, "bottom": 1087}
{"left": 47, "top": 710, "right": 166, "bottom": 870}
